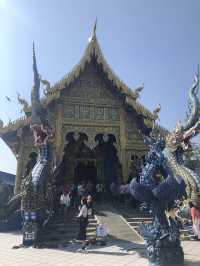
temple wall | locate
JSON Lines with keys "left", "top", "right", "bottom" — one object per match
{"left": 60, "top": 63, "right": 121, "bottom": 150}
{"left": 58, "top": 62, "right": 147, "bottom": 181}
{"left": 124, "top": 112, "right": 148, "bottom": 180}
{"left": 12, "top": 62, "right": 148, "bottom": 193}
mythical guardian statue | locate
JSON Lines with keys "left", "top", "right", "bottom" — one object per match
{"left": 40, "top": 77, "right": 51, "bottom": 96}
{"left": 130, "top": 75, "right": 200, "bottom": 266}
{"left": 20, "top": 44, "right": 54, "bottom": 246}
{"left": 17, "top": 93, "right": 31, "bottom": 117}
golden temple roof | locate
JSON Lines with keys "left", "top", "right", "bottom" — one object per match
{"left": 0, "top": 31, "right": 155, "bottom": 134}
{"left": 44, "top": 33, "right": 155, "bottom": 117}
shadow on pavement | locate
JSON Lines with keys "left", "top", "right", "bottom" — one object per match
{"left": 184, "top": 261, "right": 200, "bottom": 266}
{"left": 47, "top": 234, "right": 147, "bottom": 259}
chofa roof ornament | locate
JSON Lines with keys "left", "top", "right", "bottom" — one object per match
{"left": 31, "top": 42, "right": 42, "bottom": 125}
{"left": 132, "top": 83, "right": 144, "bottom": 100}
{"left": 88, "top": 18, "right": 97, "bottom": 43}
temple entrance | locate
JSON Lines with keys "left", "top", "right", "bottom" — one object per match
{"left": 74, "top": 160, "right": 97, "bottom": 186}
{"left": 55, "top": 132, "right": 122, "bottom": 193}
{"left": 94, "top": 134, "right": 122, "bottom": 190}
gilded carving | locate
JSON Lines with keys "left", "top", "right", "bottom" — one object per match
{"left": 62, "top": 125, "right": 120, "bottom": 150}
{"left": 64, "top": 104, "right": 75, "bottom": 119}
{"left": 63, "top": 102, "right": 120, "bottom": 122}
{"left": 3, "top": 60, "right": 150, "bottom": 186}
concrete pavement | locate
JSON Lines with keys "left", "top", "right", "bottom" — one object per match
{"left": 0, "top": 232, "right": 199, "bottom": 266}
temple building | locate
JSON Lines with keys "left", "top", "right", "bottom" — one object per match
{"left": 0, "top": 26, "right": 163, "bottom": 195}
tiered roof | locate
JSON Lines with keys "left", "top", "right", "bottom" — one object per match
{"left": 0, "top": 29, "right": 156, "bottom": 135}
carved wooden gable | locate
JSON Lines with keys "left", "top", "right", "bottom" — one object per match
{"left": 61, "top": 62, "right": 121, "bottom": 123}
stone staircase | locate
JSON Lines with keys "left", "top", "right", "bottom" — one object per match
{"left": 122, "top": 210, "right": 153, "bottom": 236}
{"left": 37, "top": 211, "right": 97, "bottom": 247}
{"left": 125, "top": 216, "right": 153, "bottom": 232}
{"left": 123, "top": 212, "right": 194, "bottom": 241}
{"left": 180, "top": 225, "right": 195, "bottom": 240}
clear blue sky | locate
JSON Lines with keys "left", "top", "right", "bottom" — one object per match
{"left": 0, "top": 0, "right": 200, "bottom": 174}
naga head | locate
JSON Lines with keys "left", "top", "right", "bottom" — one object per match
{"left": 166, "top": 75, "right": 200, "bottom": 153}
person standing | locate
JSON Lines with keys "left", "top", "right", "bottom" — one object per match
{"left": 77, "top": 183, "right": 84, "bottom": 203}
{"left": 60, "top": 189, "right": 71, "bottom": 222}
{"left": 189, "top": 202, "right": 200, "bottom": 240}
{"left": 85, "top": 181, "right": 93, "bottom": 196}
{"left": 110, "top": 182, "right": 119, "bottom": 205}
{"left": 70, "top": 183, "right": 78, "bottom": 209}
{"left": 77, "top": 197, "right": 88, "bottom": 249}
{"left": 87, "top": 195, "right": 93, "bottom": 217}
{"left": 96, "top": 183, "right": 103, "bottom": 201}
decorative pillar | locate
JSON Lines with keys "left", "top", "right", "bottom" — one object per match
{"left": 119, "top": 108, "right": 127, "bottom": 181}
{"left": 55, "top": 103, "right": 63, "bottom": 164}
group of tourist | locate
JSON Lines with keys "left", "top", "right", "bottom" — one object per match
{"left": 59, "top": 181, "right": 100, "bottom": 209}
{"left": 59, "top": 178, "right": 200, "bottom": 250}
{"left": 58, "top": 180, "right": 112, "bottom": 250}
{"left": 59, "top": 181, "right": 105, "bottom": 250}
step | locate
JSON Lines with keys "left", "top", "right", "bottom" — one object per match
{"left": 87, "top": 232, "right": 96, "bottom": 238}
{"left": 88, "top": 219, "right": 96, "bottom": 223}
{"left": 48, "top": 222, "right": 78, "bottom": 228}
{"left": 38, "top": 214, "right": 97, "bottom": 243}
{"left": 42, "top": 225, "right": 96, "bottom": 235}
{"left": 125, "top": 215, "right": 152, "bottom": 219}
{"left": 48, "top": 222, "right": 97, "bottom": 231}
{"left": 87, "top": 223, "right": 97, "bottom": 228}
{"left": 36, "top": 240, "right": 70, "bottom": 248}
{"left": 86, "top": 227, "right": 96, "bottom": 233}
{"left": 40, "top": 228, "right": 80, "bottom": 236}
{"left": 40, "top": 232, "right": 77, "bottom": 241}
{"left": 50, "top": 220, "right": 96, "bottom": 225}
{"left": 126, "top": 217, "right": 152, "bottom": 222}
{"left": 45, "top": 225, "right": 79, "bottom": 231}
{"left": 126, "top": 220, "right": 152, "bottom": 224}
{"left": 47, "top": 223, "right": 96, "bottom": 231}
{"left": 180, "top": 229, "right": 192, "bottom": 233}
{"left": 132, "top": 226, "right": 139, "bottom": 229}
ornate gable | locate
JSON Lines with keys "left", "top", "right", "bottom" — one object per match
{"left": 0, "top": 31, "right": 156, "bottom": 140}
{"left": 43, "top": 35, "right": 154, "bottom": 121}
{"left": 61, "top": 61, "right": 121, "bottom": 124}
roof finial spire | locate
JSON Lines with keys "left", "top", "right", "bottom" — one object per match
{"left": 93, "top": 18, "right": 97, "bottom": 37}
{"left": 31, "top": 42, "right": 41, "bottom": 125}
{"left": 32, "top": 42, "right": 40, "bottom": 89}
{"left": 33, "top": 42, "right": 36, "bottom": 67}
{"left": 88, "top": 18, "right": 97, "bottom": 42}
{"left": 197, "top": 64, "right": 200, "bottom": 92}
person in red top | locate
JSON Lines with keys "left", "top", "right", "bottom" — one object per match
{"left": 189, "top": 202, "right": 200, "bottom": 240}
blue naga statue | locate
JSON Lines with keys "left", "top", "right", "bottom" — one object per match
{"left": 21, "top": 44, "right": 54, "bottom": 246}
{"left": 130, "top": 75, "right": 200, "bottom": 266}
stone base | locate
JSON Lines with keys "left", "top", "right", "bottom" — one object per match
{"left": 22, "top": 222, "right": 38, "bottom": 246}
{"left": 148, "top": 241, "right": 184, "bottom": 266}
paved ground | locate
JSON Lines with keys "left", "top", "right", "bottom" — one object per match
{"left": 0, "top": 232, "right": 200, "bottom": 266}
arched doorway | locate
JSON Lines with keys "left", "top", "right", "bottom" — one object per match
{"left": 55, "top": 132, "right": 97, "bottom": 187}
{"left": 74, "top": 160, "right": 97, "bottom": 186}
{"left": 93, "top": 133, "right": 122, "bottom": 190}
{"left": 55, "top": 132, "right": 122, "bottom": 193}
